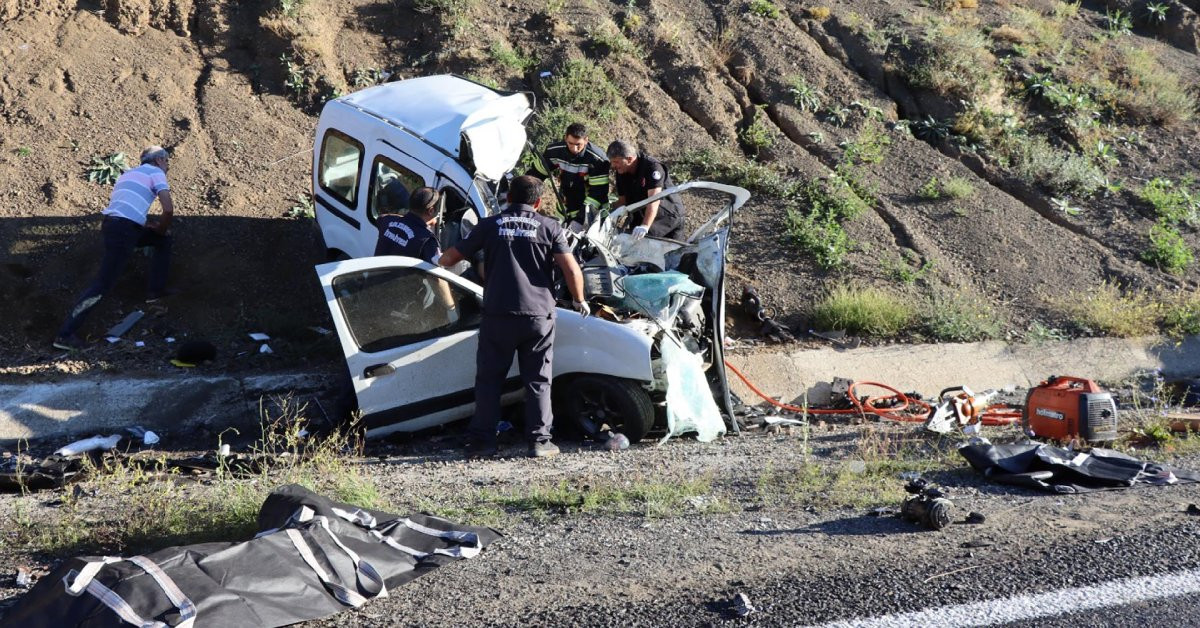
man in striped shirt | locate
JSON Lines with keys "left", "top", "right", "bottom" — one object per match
{"left": 528, "top": 122, "right": 610, "bottom": 227}
{"left": 53, "top": 146, "right": 176, "bottom": 351}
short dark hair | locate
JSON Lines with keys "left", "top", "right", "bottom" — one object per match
{"left": 508, "top": 175, "right": 543, "bottom": 205}
{"left": 409, "top": 187, "right": 440, "bottom": 215}
{"left": 379, "top": 180, "right": 410, "bottom": 214}
{"left": 565, "top": 122, "right": 588, "bottom": 139}
{"left": 606, "top": 140, "right": 636, "bottom": 159}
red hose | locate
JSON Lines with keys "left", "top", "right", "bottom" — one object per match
{"left": 723, "top": 360, "right": 1020, "bottom": 426}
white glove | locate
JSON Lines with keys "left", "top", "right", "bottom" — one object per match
{"left": 572, "top": 300, "right": 591, "bottom": 318}
{"left": 631, "top": 225, "right": 649, "bottom": 240}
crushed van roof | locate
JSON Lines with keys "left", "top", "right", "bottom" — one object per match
{"left": 339, "top": 76, "right": 532, "bottom": 180}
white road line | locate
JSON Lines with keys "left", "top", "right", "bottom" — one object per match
{"left": 812, "top": 567, "right": 1200, "bottom": 628}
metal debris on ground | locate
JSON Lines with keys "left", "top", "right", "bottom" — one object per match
{"left": 808, "top": 329, "right": 861, "bottom": 349}
{"left": 900, "top": 477, "right": 954, "bottom": 530}
{"left": 740, "top": 286, "right": 792, "bottom": 343}
{"left": 731, "top": 592, "right": 756, "bottom": 617}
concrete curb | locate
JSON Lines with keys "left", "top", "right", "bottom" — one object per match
{"left": 724, "top": 335, "right": 1200, "bottom": 406}
{"left": 0, "top": 372, "right": 327, "bottom": 445}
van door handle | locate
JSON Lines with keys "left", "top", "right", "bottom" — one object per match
{"left": 364, "top": 363, "right": 395, "bottom": 378}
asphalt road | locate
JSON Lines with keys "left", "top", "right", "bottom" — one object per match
{"left": 515, "top": 515, "right": 1200, "bottom": 627}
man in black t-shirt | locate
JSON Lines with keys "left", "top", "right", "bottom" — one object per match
{"left": 607, "top": 140, "right": 686, "bottom": 240}
{"left": 439, "top": 176, "right": 589, "bottom": 458}
{"left": 374, "top": 185, "right": 442, "bottom": 263}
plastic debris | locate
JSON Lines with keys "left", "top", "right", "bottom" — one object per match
{"left": 165, "top": 337, "right": 176, "bottom": 343}
{"left": 54, "top": 435, "right": 122, "bottom": 457}
{"left": 731, "top": 592, "right": 755, "bottom": 617}
{"left": 218, "top": 444, "right": 231, "bottom": 457}
{"left": 16, "top": 567, "right": 32, "bottom": 588}
{"left": 604, "top": 432, "right": 630, "bottom": 451}
{"left": 259, "top": 344, "right": 273, "bottom": 354}
{"left": 106, "top": 310, "right": 144, "bottom": 338}
{"left": 125, "top": 426, "right": 160, "bottom": 446}
{"left": 105, "top": 337, "right": 121, "bottom": 344}
{"left": 134, "top": 341, "right": 145, "bottom": 348}
{"left": 248, "top": 332, "right": 271, "bottom": 341}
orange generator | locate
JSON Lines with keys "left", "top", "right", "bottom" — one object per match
{"left": 1023, "top": 376, "right": 1118, "bottom": 442}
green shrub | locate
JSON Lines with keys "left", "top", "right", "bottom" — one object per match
{"left": 917, "top": 177, "right": 941, "bottom": 200}
{"left": 85, "top": 152, "right": 129, "bottom": 185}
{"left": 674, "top": 148, "right": 795, "bottom": 197}
{"left": 1142, "top": 221, "right": 1193, "bottom": 274}
{"left": 488, "top": 41, "right": 536, "bottom": 72}
{"left": 749, "top": 0, "right": 781, "bottom": 19}
{"left": 1140, "top": 178, "right": 1199, "bottom": 226}
{"left": 813, "top": 286, "right": 916, "bottom": 336}
{"left": 841, "top": 123, "right": 890, "bottom": 165}
{"left": 1003, "top": 135, "right": 1104, "bottom": 197}
{"left": 739, "top": 105, "right": 775, "bottom": 154}
{"left": 884, "top": 256, "right": 933, "bottom": 284}
{"left": 941, "top": 176, "right": 974, "bottom": 199}
{"left": 523, "top": 60, "right": 621, "bottom": 171}
{"left": 787, "top": 76, "right": 823, "bottom": 113}
{"left": 924, "top": 293, "right": 1004, "bottom": 341}
{"left": 1112, "top": 46, "right": 1196, "bottom": 126}
{"left": 908, "top": 20, "right": 999, "bottom": 101}
{"left": 1163, "top": 293, "right": 1200, "bottom": 337}
{"left": 589, "top": 19, "right": 641, "bottom": 56}
{"left": 785, "top": 205, "right": 852, "bottom": 270}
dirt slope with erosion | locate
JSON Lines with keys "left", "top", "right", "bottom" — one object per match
{"left": 1, "top": 0, "right": 1199, "bottom": 373}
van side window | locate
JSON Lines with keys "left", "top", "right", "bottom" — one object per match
{"left": 319, "top": 130, "right": 364, "bottom": 207}
{"left": 368, "top": 157, "right": 426, "bottom": 224}
{"left": 332, "top": 267, "right": 482, "bottom": 353}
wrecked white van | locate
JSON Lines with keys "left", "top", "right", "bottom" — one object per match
{"left": 311, "top": 75, "right": 747, "bottom": 442}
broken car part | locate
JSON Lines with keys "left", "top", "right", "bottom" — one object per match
{"left": 53, "top": 434, "right": 122, "bottom": 457}
{"left": 4, "top": 485, "right": 500, "bottom": 628}
{"left": 1023, "top": 376, "right": 1118, "bottom": 443}
{"left": 740, "top": 285, "right": 792, "bottom": 343}
{"left": 899, "top": 477, "right": 954, "bottom": 530}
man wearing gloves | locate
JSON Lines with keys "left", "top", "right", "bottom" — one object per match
{"left": 438, "top": 175, "right": 589, "bottom": 459}
{"left": 607, "top": 140, "right": 687, "bottom": 240}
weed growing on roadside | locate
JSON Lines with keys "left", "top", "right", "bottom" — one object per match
{"left": 285, "top": 194, "right": 315, "bottom": 219}
{"left": 917, "top": 177, "right": 941, "bottom": 200}
{"left": 1144, "top": 2, "right": 1169, "bottom": 24}
{"left": 1142, "top": 221, "right": 1193, "bottom": 275}
{"left": 1025, "top": 320, "right": 1068, "bottom": 343}
{"left": 14, "top": 146, "right": 32, "bottom": 158}
{"left": 280, "top": 53, "right": 311, "bottom": 99}
{"left": 674, "top": 148, "right": 792, "bottom": 196}
{"left": 351, "top": 67, "right": 387, "bottom": 88}
{"left": 907, "top": 19, "right": 999, "bottom": 102}
{"left": 1110, "top": 46, "right": 1196, "bottom": 126}
{"left": 1053, "top": 283, "right": 1160, "bottom": 337}
{"left": 785, "top": 205, "right": 852, "bottom": 270}
{"left": 1104, "top": 9, "right": 1133, "bottom": 36}
{"left": 486, "top": 475, "right": 730, "bottom": 518}
{"left": 739, "top": 105, "right": 775, "bottom": 155}
{"left": 85, "top": 152, "right": 129, "bottom": 185}
{"left": 589, "top": 19, "right": 641, "bottom": 56}
{"left": 488, "top": 41, "right": 536, "bottom": 72}
{"left": 841, "top": 123, "right": 890, "bottom": 165}
{"left": 884, "top": 256, "right": 934, "bottom": 284}
{"left": 1163, "top": 293, "right": 1200, "bottom": 337}
{"left": 832, "top": 163, "right": 878, "bottom": 207}
{"left": 941, "top": 176, "right": 974, "bottom": 199}
{"left": 924, "top": 292, "right": 1004, "bottom": 342}
{"left": 748, "top": 0, "right": 780, "bottom": 19}
{"left": 1140, "top": 178, "right": 1199, "bottom": 226}
{"left": 805, "top": 6, "right": 831, "bottom": 20}
{"left": 787, "top": 76, "right": 823, "bottom": 113}
{"left": 813, "top": 285, "right": 915, "bottom": 336}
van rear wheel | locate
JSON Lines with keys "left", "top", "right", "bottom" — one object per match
{"left": 556, "top": 376, "right": 655, "bottom": 443}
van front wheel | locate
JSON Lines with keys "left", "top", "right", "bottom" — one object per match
{"left": 556, "top": 375, "right": 655, "bottom": 443}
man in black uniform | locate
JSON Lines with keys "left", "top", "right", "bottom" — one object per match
{"left": 529, "top": 122, "right": 610, "bottom": 227}
{"left": 438, "top": 176, "right": 589, "bottom": 458}
{"left": 374, "top": 185, "right": 442, "bottom": 263}
{"left": 607, "top": 140, "right": 687, "bottom": 240}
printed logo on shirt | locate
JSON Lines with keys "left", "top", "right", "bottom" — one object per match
{"left": 383, "top": 222, "right": 415, "bottom": 247}
{"left": 651, "top": 170, "right": 662, "bottom": 181}
{"left": 497, "top": 215, "right": 540, "bottom": 239}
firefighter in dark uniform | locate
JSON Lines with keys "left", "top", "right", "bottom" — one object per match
{"left": 528, "top": 122, "right": 610, "bottom": 226}
{"left": 607, "top": 139, "right": 687, "bottom": 240}
{"left": 438, "top": 176, "right": 589, "bottom": 459}
{"left": 374, "top": 185, "right": 442, "bottom": 263}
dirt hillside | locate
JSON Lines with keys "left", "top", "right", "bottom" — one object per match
{"left": 1, "top": 0, "right": 1199, "bottom": 372}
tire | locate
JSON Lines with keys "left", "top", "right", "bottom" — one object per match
{"left": 556, "top": 375, "right": 655, "bottom": 443}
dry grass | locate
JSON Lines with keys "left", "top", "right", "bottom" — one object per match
{"left": 813, "top": 285, "right": 917, "bottom": 336}
{"left": 909, "top": 18, "right": 1000, "bottom": 102}
{"left": 1051, "top": 284, "right": 1161, "bottom": 337}
{"left": 1111, "top": 46, "right": 1196, "bottom": 126}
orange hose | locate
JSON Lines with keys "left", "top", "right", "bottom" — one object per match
{"left": 723, "top": 360, "right": 1021, "bottom": 426}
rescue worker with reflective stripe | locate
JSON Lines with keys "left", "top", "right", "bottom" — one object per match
{"left": 607, "top": 140, "right": 686, "bottom": 240}
{"left": 438, "top": 176, "right": 589, "bottom": 459}
{"left": 528, "top": 122, "right": 610, "bottom": 226}
{"left": 374, "top": 184, "right": 442, "bottom": 264}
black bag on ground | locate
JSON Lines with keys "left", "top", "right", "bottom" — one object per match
{"left": 959, "top": 442, "right": 1200, "bottom": 494}
{"left": 2, "top": 484, "right": 501, "bottom": 627}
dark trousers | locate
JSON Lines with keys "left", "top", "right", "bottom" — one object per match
{"left": 632, "top": 206, "right": 685, "bottom": 240}
{"left": 470, "top": 313, "right": 555, "bottom": 447}
{"left": 57, "top": 216, "right": 172, "bottom": 339}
